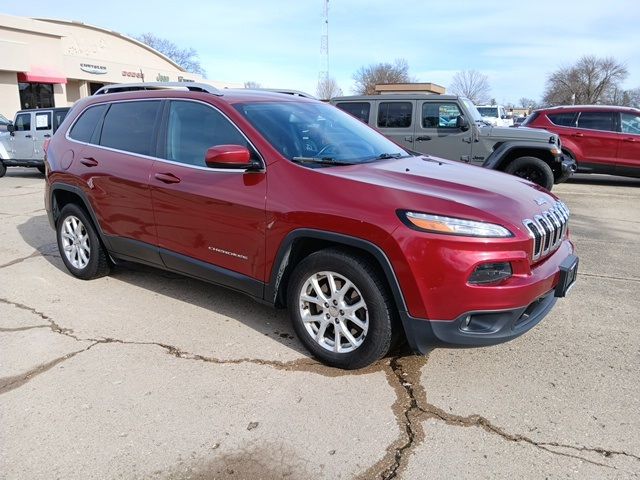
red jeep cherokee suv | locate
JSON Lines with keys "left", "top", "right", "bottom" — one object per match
{"left": 523, "top": 105, "right": 640, "bottom": 179}
{"left": 44, "top": 83, "right": 578, "bottom": 369}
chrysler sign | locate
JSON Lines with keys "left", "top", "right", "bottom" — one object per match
{"left": 80, "top": 63, "right": 107, "bottom": 75}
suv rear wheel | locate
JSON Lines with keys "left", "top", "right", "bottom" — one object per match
{"left": 287, "top": 249, "right": 394, "bottom": 369}
{"left": 56, "top": 204, "right": 110, "bottom": 280}
{"left": 505, "top": 156, "right": 554, "bottom": 190}
{"left": 0, "top": 161, "right": 6, "bottom": 178}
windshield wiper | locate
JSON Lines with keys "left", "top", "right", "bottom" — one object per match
{"left": 291, "top": 156, "right": 355, "bottom": 166}
{"left": 377, "top": 152, "right": 405, "bottom": 159}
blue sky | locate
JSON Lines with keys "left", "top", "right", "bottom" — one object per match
{"left": 3, "top": 1, "right": 639, "bottom": 104}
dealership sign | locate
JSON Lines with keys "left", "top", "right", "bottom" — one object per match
{"left": 80, "top": 63, "right": 107, "bottom": 75}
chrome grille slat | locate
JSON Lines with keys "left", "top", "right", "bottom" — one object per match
{"left": 523, "top": 202, "right": 570, "bottom": 262}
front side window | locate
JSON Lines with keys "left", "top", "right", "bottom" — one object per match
{"left": 621, "top": 113, "right": 640, "bottom": 135}
{"left": 576, "top": 111, "right": 616, "bottom": 132}
{"left": 69, "top": 104, "right": 107, "bottom": 143}
{"left": 377, "top": 102, "right": 412, "bottom": 128}
{"left": 335, "top": 102, "right": 370, "bottom": 123}
{"left": 100, "top": 101, "right": 161, "bottom": 156}
{"left": 15, "top": 114, "right": 31, "bottom": 131}
{"left": 234, "top": 101, "right": 409, "bottom": 165}
{"left": 164, "top": 100, "right": 251, "bottom": 167}
{"left": 547, "top": 112, "right": 578, "bottom": 127}
{"left": 35, "top": 112, "right": 51, "bottom": 131}
{"left": 422, "top": 103, "right": 462, "bottom": 128}
{"left": 477, "top": 107, "right": 499, "bottom": 118}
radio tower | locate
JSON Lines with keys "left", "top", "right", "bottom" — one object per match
{"left": 319, "top": 0, "right": 329, "bottom": 85}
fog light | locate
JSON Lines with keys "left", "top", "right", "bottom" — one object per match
{"left": 468, "top": 262, "right": 512, "bottom": 285}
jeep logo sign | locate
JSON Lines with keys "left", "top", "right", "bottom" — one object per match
{"left": 80, "top": 63, "right": 107, "bottom": 75}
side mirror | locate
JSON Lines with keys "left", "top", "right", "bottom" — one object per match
{"left": 456, "top": 115, "right": 470, "bottom": 131}
{"left": 7, "top": 123, "right": 15, "bottom": 135}
{"left": 204, "top": 145, "right": 253, "bottom": 169}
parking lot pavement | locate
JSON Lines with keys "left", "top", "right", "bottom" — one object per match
{"left": 1, "top": 169, "right": 639, "bottom": 479}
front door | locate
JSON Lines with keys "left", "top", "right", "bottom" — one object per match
{"left": 414, "top": 100, "right": 473, "bottom": 163}
{"left": 573, "top": 111, "right": 619, "bottom": 167}
{"left": 11, "top": 113, "right": 34, "bottom": 159}
{"left": 150, "top": 100, "right": 267, "bottom": 287}
{"left": 617, "top": 111, "right": 640, "bottom": 175}
{"left": 375, "top": 100, "right": 416, "bottom": 151}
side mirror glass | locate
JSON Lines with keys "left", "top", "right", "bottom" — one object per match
{"left": 456, "top": 115, "right": 470, "bottom": 131}
{"left": 7, "top": 123, "right": 15, "bottom": 134}
{"left": 204, "top": 145, "right": 253, "bottom": 169}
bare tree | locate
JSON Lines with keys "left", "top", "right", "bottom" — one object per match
{"left": 352, "top": 59, "right": 411, "bottom": 95}
{"left": 244, "top": 81, "right": 262, "bottom": 89}
{"left": 519, "top": 97, "right": 539, "bottom": 109}
{"left": 542, "top": 56, "right": 628, "bottom": 106}
{"left": 604, "top": 86, "right": 640, "bottom": 108}
{"left": 316, "top": 77, "right": 342, "bottom": 100}
{"left": 449, "top": 70, "right": 491, "bottom": 104}
{"left": 135, "top": 33, "right": 206, "bottom": 77}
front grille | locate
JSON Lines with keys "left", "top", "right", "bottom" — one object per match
{"left": 523, "top": 202, "right": 569, "bottom": 261}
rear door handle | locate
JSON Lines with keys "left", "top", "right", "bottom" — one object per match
{"left": 415, "top": 136, "right": 431, "bottom": 141}
{"left": 572, "top": 133, "right": 584, "bottom": 137}
{"left": 154, "top": 172, "right": 181, "bottom": 184}
{"left": 25, "top": 134, "right": 32, "bottom": 138}
{"left": 43, "top": 134, "right": 51, "bottom": 138}
{"left": 622, "top": 137, "right": 637, "bottom": 142}
{"left": 80, "top": 157, "right": 98, "bottom": 167}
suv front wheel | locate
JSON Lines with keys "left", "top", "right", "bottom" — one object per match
{"left": 287, "top": 249, "right": 395, "bottom": 369}
{"left": 56, "top": 204, "right": 110, "bottom": 280}
{"left": 505, "top": 156, "right": 554, "bottom": 190}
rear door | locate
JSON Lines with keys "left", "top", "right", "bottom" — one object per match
{"left": 617, "top": 111, "right": 640, "bottom": 174}
{"left": 32, "top": 110, "right": 53, "bottom": 160}
{"left": 11, "top": 113, "right": 34, "bottom": 159}
{"left": 573, "top": 111, "right": 618, "bottom": 168}
{"left": 414, "top": 99, "right": 473, "bottom": 163}
{"left": 375, "top": 100, "right": 415, "bottom": 151}
{"left": 150, "top": 99, "right": 267, "bottom": 287}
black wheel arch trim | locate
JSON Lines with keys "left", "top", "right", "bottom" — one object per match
{"left": 482, "top": 141, "right": 558, "bottom": 170}
{"left": 265, "top": 228, "right": 409, "bottom": 313}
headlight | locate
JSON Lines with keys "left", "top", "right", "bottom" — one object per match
{"left": 401, "top": 211, "right": 513, "bottom": 238}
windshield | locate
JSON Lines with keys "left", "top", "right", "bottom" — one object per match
{"left": 234, "top": 101, "right": 410, "bottom": 165}
{"left": 477, "top": 107, "right": 499, "bottom": 118}
{"left": 460, "top": 99, "right": 484, "bottom": 123}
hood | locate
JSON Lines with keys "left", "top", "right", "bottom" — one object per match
{"left": 324, "top": 156, "right": 559, "bottom": 234}
{"left": 480, "top": 124, "right": 557, "bottom": 143}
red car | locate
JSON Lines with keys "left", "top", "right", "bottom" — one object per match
{"left": 44, "top": 83, "right": 578, "bottom": 369}
{"left": 523, "top": 105, "right": 640, "bottom": 178}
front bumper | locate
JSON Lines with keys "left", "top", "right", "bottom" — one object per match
{"left": 555, "top": 155, "right": 576, "bottom": 184}
{"left": 401, "top": 289, "right": 557, "bottom": 353}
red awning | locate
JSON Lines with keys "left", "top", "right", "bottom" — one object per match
{"left": 18, "top": 67, "right": 67, "bottom": 84}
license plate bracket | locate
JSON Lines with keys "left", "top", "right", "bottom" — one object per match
{"left": 555, "top": 254, "right": 579, "bottom": 298}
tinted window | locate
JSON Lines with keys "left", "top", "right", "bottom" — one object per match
{"left": 577, "top": 111, "right": 615, "bottom": 131}
{"left": 621, "top": 113, "right": 640, "bottom": 135}
{"left": 165, "top": 101, "right": 250, "bottom": 167}
{"left": 35, "top": 112, "right": 51, "bottom": 131}
{"left": 547, "top": 112, "right": 578, "bottom": 127}
{"left": 69, "top": 104, "right": 107, "bottom": 143}
{"left": 521, "top": 112, "right": 539, "bottom": 126}
{"left": 422, "top": 103, "right": 462, "bottom": 128}
{"left": 100, "top": 101, "right": 161, "bottom": 155}
{"left": 378, "top": 102, "right": 412, "bottom": 128}
{"left": 52, "top": 109, "right": 69, "bottom": 133}
{"left": 335, "top": 102, "right": 370, "bottom": 123}
{"left": 15, "top": 113, "right": 31, "bottom": 131}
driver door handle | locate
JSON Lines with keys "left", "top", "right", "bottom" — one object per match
{"left": 154, "top": 172, "right": 181, "bottom": 184}
{"left": 80, "top": 157, "right": 99, "bottom": 167}
{"left": 25, "top": 134, "right": 32, "bottom": 138}
{"left": 572, "top": 133, "right": 584, "bottom": 137}
{"left": 415, "top": 136, "right": 431, "bottom": 142}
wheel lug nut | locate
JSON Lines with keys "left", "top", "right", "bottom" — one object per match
{"left": 333, "top": 300, "right": 338, "bottom": 305}
{"left": 340, "top": 310, "right": 344, "bottom": 315}
{"left": 324, "top": 302, "right": 329, "bottom": 308}
{"left": 325, "top": 313, "right": 330, "bottom": 319}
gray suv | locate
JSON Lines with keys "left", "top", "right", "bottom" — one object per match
{"left": 331, "top": 94, "right": 575, "bottom": 190}
{"left": 0, "top": 107, "right": 70, "bottom": 177}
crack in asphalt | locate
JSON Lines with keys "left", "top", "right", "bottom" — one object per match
{"left": 0, "top": 251, "right": 42, "bottom": 269}
{"left": 3, "top": 294, "right": 640, "bottom": 476}
{"left": 579, "top": 272, "right": 640, "bottom": 283}
{"left": 0, "top": 324, "right": 49, "bottom": 332}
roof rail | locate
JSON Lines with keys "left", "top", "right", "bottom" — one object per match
{"left": 93, "top": 82, "right": 223, "bottom": 96}
{"left": 237, "top": 88, "right": 317, "bottom": 99}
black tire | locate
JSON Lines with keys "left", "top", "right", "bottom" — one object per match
{"left": 56, "top": 204, "right": 110, "bottom": 280}
{"left": 286, "top": 248, "right": 395, "bottom": 369}
{"left": 37, "top": 165, "right": 46, "bottom": 175}
{"left": 505, "top": 156, "right": 554, "bottom": 191}
{"left": 0, "top": 161, "right": 6, "bottom": 178}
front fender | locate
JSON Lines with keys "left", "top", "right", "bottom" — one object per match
{"left": 482, "top": 141, "right": 558, "bottom": 170}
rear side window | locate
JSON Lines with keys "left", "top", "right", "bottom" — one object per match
{"left": 335, "top": 102, "right": 370, "bottom": 123}
{"left": 547, "top": 112, "right": 578, "bottom": 127}
{"left": 100, "top": 101, "right": 161, "bottom": 156}
{"left": 164, "top": 100, "right": 250, "bottom": 167}
{"left": 15, "top": 113, "right": 31, "bottom": 131}
{"left": 576, "top": 111, "right": 616, "bottom": 132}
{"left": 69, "top": 104, "right": 107, "bottom": 143}
{"left": 35, "top": 112, "right": 51, "bottom": 130}
{"left": 52, "top": 110, "right": 69, "bottom": 133}
{"left": 422, "top": 103, "right": 462, "bottom": 128}
{"left": 377, "top": 102, "right": 412, "bottom": 128}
